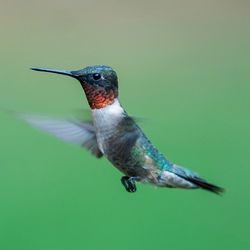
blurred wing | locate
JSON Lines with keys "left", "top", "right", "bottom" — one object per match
{"left": 19, "top": 114, "right": 103, "bottom": 158}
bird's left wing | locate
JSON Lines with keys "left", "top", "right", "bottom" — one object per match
{"left": 19, "top": 113, "right": 103, "bottom": 158}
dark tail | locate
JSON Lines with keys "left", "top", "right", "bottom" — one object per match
{"left": 170, "top": 164, "right": 224, "bottom": 195}
{"left": 183, "top": 176, "right": 224, "bottom": 195}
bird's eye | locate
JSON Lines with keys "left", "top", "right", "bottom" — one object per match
{"left": 93, "top": 73, "right": 101, "bottom": 80}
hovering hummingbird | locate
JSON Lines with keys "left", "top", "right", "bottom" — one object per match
{"left": 24, "top": 65, "right": 223, "bottom": 194}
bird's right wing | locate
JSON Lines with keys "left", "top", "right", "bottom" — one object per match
{"left": 19, "top": 113, "right": 103, "bottom": 158}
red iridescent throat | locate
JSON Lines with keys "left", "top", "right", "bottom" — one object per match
{"left": 83, "top": 84, "right": 118, "bottom": 109}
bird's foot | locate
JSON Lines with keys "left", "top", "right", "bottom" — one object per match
{"left": 121, "top": 176, "right": 140, "bottom": 193}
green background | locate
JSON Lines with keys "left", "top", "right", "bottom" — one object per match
{"left": 0, "top": 0, "right": 249, "bottom": 249}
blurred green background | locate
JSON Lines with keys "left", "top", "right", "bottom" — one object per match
{"left": 0, "top": 0, "right": 249, "bottom": 249}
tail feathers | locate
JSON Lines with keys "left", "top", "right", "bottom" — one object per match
{"left": 170, "top": 164, "right": 224, "bottom": 195}
{"left": 182, "top": 176, "right": 224, "bottom": 195}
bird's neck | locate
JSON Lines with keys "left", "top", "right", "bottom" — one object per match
{"left": 91, "top": 98, "right": 125, "bottom": 130}
{"left": 82, "top": 84, "right": 118, "bottom": 109}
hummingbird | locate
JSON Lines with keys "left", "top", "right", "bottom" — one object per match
{"left": 24, "top": 65, "right": 223, "bottom": 194}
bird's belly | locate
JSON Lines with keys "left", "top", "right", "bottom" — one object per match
{"left": 106, "top": 146, "right": 161, "bottom": 183}
{"left": 110, "top": 156, "right": 147, "bottom": 177}
{"left": 96, "top": 133, "right": 148, "bottom": 177}
{"left": 92, "top": 108, "right": 156, "bottom": 179}
{"left": 95, "top": 130, "right": 114, "bottom": 155}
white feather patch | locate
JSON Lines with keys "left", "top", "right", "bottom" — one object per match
{"left": 158, "top": 171, "right": 197, "bottom": 188}
{"left": 91, "top": 98, "right": 125, "bottom": 153}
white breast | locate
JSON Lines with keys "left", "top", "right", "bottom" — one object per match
{"left": 91, "top": 98, "right": 124, "bottom": 153}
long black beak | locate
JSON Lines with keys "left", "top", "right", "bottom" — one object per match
{"left": 31, "top": 67, "right": 79, "bottom": 78}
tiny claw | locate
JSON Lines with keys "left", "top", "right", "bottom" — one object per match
{"left": 121, "top": 176, "right": 138, "bottom": 193}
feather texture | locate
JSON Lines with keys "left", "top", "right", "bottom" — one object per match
{"left": 19, "top": 113, "right": 103, "bottom": 158}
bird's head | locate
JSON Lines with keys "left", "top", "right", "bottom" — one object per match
{"left": 31, "top": 65, "right": 119, "bottom": 109}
